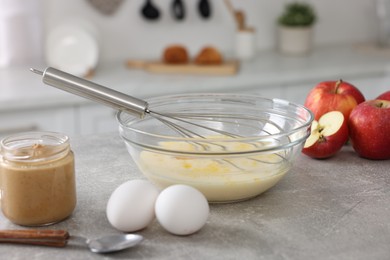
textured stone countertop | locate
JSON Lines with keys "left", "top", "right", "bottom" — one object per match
{"left": 1, "top": 133, "right": 390, "bottom": 260}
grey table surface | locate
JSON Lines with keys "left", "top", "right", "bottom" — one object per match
{"left": 0, "top": 133, "right": 389, "bottom": 260}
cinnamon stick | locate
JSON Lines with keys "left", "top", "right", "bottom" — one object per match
{"left": 0, "top": 229, "right": 69, "bottom": 247}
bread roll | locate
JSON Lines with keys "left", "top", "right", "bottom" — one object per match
{"left": 163, "top": 45, "right": 189, "bottom": 64}
{"left": 194, "top": 46, "right": 223, "bottom": 65}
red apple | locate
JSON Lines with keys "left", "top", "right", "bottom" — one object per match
{"left": 376, "top": 91, "right": 390, "bottom": 101}
{"left": 302, "top": 111, "right": 349, "bottom": 159}
{"left": 348, "top": 100, "right": 390, "bottom": 160}
{"left": 304, "top": 79, "right": 365, "bottom": 121}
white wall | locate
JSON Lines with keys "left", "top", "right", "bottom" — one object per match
{"left": 43, "top": 0, "right": 380, "bottom": 62}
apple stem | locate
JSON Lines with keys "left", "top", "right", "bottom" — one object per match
{"left": 335, "top": 79, "right": 343, "bottom": 93}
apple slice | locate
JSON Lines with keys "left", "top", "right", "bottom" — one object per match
{"left": 302, "top": 111, "right": 349, "bottom": 159}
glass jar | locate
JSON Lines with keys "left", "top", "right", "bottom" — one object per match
{"left": 0, "top": 132, "right": 76, "bottom": 226}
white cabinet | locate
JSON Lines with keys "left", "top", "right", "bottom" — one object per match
{"left": 348, "top": 76, "right": 389, "bottom": 99}
{"left": 0, "top": 73, "right": 388, "bottom": 138}
{"left": 281, "top": 82, "right": 316, "bottom": 105}
{"left": 241, "top": 82, "right": 316, "bottom": 105}
{"left": 240, "top": 84, "right": 284, "bottom": 99}
{"left": 77, "top": 104, "right": 118, "bottom": 135}
{"left": 0, "top": 107, "right": 76, "bottom": 138}
{"left": 0, "top": 104, "right": 118, "bottom": 139}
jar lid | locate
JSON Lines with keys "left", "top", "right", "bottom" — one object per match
{"left": 0, "top": 131, "right": 70, "bottom": 163}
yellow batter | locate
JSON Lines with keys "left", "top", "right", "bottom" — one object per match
{"left": 136, "top": 139, "right": 290, "bottom": 202}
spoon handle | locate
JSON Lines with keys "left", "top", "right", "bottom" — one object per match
{"left": 0, "top": 229, "right": 69, "bottom": 247}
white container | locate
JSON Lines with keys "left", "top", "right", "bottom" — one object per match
{"left": 0, "top": 0, "right": 43, "bottom": 67}
{"left": 235, "top": 29, "right": 256, "bottom": 60}
{"left": 376, "top": 0, "right": 390, "bottom": 47}
{"left": 278, "top": 26, "right": 313, "bottom": 55}
{"left": 46, "top": 20, "right": 99, "bottom": 77}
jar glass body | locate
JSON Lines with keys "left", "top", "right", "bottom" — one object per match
{"left": 0, "top": 132, "right": 76, "bottom": 226}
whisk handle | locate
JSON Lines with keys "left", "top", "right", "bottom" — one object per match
{"left": 31, "top": 67, "right": 149, "bottom": 118}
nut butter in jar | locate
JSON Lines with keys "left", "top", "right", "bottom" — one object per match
{"left": 0, "top": 132, "right": 76, "bottom": 226}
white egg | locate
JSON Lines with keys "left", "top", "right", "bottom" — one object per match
{"left": 106, "top": 179, "right": 159, "bottom": 232}
{"left": 155, "top": 184, "right": 209, "bottom": 235}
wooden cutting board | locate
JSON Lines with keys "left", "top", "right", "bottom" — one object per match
{"left": 126, "top": 60, "right": 239, "bottom": 76}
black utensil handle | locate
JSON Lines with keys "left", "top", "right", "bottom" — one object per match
{"left": 172, "top": 0, "right": 185, "bottom": 20}
{"left": 141, "top": 0, "right": 160, "bottom": 20}
{"left": 199, "top": 0, "right": 211, "bottom": 19}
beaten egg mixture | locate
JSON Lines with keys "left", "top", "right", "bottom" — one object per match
{"left": 137, "top": 139, "right": 291, "bottom": 202}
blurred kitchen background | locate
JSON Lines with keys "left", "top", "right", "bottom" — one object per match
{"left": 1, "top": 0, "right": 390, "bottom": 137}
{"left": 45, "top": 0, "right": 383, "bottom": 61}
{"left": 1, "top": 0, "right": 386, "bottom": 64}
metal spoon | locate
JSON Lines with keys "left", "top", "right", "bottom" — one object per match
{"left": 0, "top": 229, "right": 143, "bottom": 254}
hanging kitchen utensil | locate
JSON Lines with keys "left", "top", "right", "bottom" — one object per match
{"left": 87, "top": 0, "right": 124, "bottom": 16}
{"left": 223, "top": 0, "right": 242, "bottom": 29}
{"left": 171, "top": 0, "right": 185, "bottom": 20}
{"left": 198, "top": 0, "right": 211, "bottom": 19}
{"left": 141, "top": 0, "right": 160, "bottom": 20}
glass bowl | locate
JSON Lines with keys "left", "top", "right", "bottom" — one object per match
{"left": 117, "top": 93, "right": 313, "bottom": 203}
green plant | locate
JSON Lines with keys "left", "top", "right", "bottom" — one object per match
{"left": 278, "top": 2, "right": 316, "bottom": 27}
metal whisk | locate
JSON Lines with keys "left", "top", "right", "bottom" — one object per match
{"left": 30, "top": 67, "right": 301, "bottom": 170}
{"left": 30, "top": 67, "right": 243, "bottom": 139}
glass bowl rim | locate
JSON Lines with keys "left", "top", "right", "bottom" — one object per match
{"left": 116, "top": 93, "right": 314, "bottom": 153}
